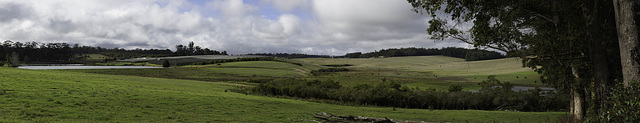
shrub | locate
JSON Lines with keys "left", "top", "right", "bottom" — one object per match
{"left": 244, "top": 76, "right": 568, "bottom": 111}
{"left": 310, "top": 68, "right": 349, "bottom": 76}
{"left": 6, "top": 52, "right": 20, "bottom": 67}
{"left": 292, "top": 63, "right": 303, "bottom": 66}
{"left": 247, "top": 79, "right": 273, "bottom": 83}
{"left": 587, "top": 81, "right": 640, "bottom": 122}
{"left": 322, "top": 64, "right": 352, "bottom": 67}
{"left": 448, "top": 84, "right": 463, "bottom": 92}
{"left": 162, "top": 59, "right": 171, "bottom": 67}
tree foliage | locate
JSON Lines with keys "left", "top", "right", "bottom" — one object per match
{"left": 407, "top": 0, "right": 625, "bottom": 120}
{"left": 162, "top": 59, "right": 171, "bottom": 67}
{"left": 447, "top": 84, "right": 463, "bottom": 92}
{"left": 189, "top": 57, "right": 303, "bottom": 67}
{"left": 595, "top": 81, "right": 640, "bottom": 122}
{"left": 248, "top": 53, "right": 333, "bottom": 58}
{"left": 174, "top": 41, "right": 227, "bottom": 56}
{"left": 243, "top": 77, "right": 568, "bottom": 112}
{"left": 344, "top": 47, "right": 505, "bottom": 61}
{"left": 310, "top": 68, "right": 349, "bottom": 76}
{"left": 1, "top": 40, "right": 75, "bottom": 62}
{"left": 0, "top": 40, "right": 229, "bottom": 63}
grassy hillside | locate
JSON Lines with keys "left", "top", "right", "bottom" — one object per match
{"left": 66, "top": 56, "right": 545, "bottom": 91}
{"left": 65, "top": 61, "right": 308, "bottom": 83}
{"left": 295, "top": 56, "right": 531, "bottom": 76}
{"left": 295, "top": 56, "right": 544, "bottom": 90}
{"left": 0, "top": 68, "right": 563, "bottom": 122}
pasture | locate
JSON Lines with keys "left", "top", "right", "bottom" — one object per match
{"left": 69, "top": 56, "right": 545, "bottom": 91}
{"left": 0, "top": 68, "right": 563, "bottom": 122}
{"left": 0, "top": 56, "right": 563, "bottom": 122}
{"left": 294, "top": 56, "right": 544, "bottom": 90}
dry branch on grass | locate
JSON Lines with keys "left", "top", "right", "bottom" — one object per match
{"left": 312, "top": 112, "right": 432, "bottom": 123}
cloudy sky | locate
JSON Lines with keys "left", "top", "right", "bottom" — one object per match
{"left": 0, "top": 0, "right": 469, "bottom": 55}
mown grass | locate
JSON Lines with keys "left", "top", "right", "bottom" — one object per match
{"left": 0, "top": 68, "right": 563, "bottom": 122}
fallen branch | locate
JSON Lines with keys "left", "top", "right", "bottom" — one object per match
{"left": 312, "top": 112, "right": 432, "bottom": 123}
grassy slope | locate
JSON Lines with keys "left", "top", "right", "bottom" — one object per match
{"left": 0, "top": 68, "right": 563, "bottom": 122}
{"left": 64, "top": 61, "right": 307, "bottom": 83}
{"left": 295, "top": 56, "right": 531, "bottom": 76}
{"left": 294, "top": 56, "right": 544, "bottom": 90}
{"left": 67, "top": 57, "right": 544, "bottom": 91}
{"left": 79, "top": 54, "right": 111, "bottom": 61}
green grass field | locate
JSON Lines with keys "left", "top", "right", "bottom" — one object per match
{"left": 295, "top": 56, "right": 531, "bottom": 76}
{"left": 294, "top": 56, "right": 545, "bottom": 90}
{"left": 68, "top": 56, "right": 546, "bottom": 91}
{"left": 80, "top": 54, "right": 111, "bottom": 60}
{"left": 65, "top": 61, "right": 309, "bottom": 83}
{"left": 0, "top": 56, "right": 564, "bottom": 122}
{"left": 0, "top": 68, "right": 563, "bottom": 122}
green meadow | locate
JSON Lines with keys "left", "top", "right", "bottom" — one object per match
{"left": 294, "top": 56, "right": 544, "bottom": 90}
{"left": 0, "top": 56, "right": 564, "bottom": 122}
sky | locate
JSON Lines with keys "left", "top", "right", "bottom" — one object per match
{"left": 0, "top": 0, "right": 470, "bottom": 55}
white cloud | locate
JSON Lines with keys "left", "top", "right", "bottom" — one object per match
{"left": 0, "top": 0, "right": 469, "bottom": 56}
{"left": 261, "top": 0, "right": 309, "bottom": 12}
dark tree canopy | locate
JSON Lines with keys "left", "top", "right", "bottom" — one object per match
{"left": 247, "top": 53, "right": 332, "bottom": 58}
{"left": 174, "top": 41, "right": 227, "bottom": 56}
{"left": 408, "top": 0, "right": 631, "bottom": 121}
{"left": 0, "top": 40, "right": 228, "bottom": 64}
{"left": 344, "top": 47, "right": 505, "bottom": 61}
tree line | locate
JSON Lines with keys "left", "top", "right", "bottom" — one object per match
{"left": 0, "top": 40, "right": 227, "bottom": 64}
{"left": 238, "top": 76, "right": 568, "bottom": 112}
{"left": 190, "top": 57, "right": 303, "bottom": 66}
{"left": 175, "top": 42, "right": 227, "bottom": 56}
{"left": 0, "top": 41, "right": 75, "bottom": 63}
{"left": 247, "top": 53, "right": 332, "bottom": 58}
{"left": 344, "top": 47, "right": 505, "bottom": 61}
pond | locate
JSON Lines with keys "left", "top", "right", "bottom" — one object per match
{"left": 18, "top": 66, "right": 162, "bottom": 70}
{"left": 511, "top": 86, "right": 554, "bottom": 92}
{"left": 467, "top": 86, "right": 555, "bottom": 93}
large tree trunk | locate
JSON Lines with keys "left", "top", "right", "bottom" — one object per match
{"left": 570, "top": 89, "right": 585, "bottom": 122}
{"left": 614, "top": 0, "right": 640, "bottom": 87}
{"left": 585, "top": 0, "right": 609, "bottom": 116}
{"left": 570, "top": 67, "right": 585, "bottom": 122}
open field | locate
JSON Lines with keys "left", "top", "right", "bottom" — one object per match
{"left": 295, "top": 56, "right": 545, "bottom": 90}
{"left": 64, "top": 61, "right": 309, "bottom": 83}
{"left": 295, "top": 56, "right": 531, "bottom": 76}
{"left": 0, "top": 68, "right": 563, "bottom": 122}
{"left": 67, "top": 56, "right": 545, "bottom": 91}
{"left": 80, "top": 54, "right": 111, "bottom": 61}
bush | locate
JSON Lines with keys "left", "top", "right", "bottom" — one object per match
{"left": 247, "top": 79, "right": 273, "bottom": 83}
{"left": 310, "top": 68, "right": 349, "bottom": 76}
{"left": 162, "top": 59, "right": 171, "bottom": 67}
{"left": 322, "top": 64, "right": 352, "bottom": 67}
{"left": 588, "top": 81, "right": 640, "bottom": 122}
{"left": 244, "top": 76, "right": 568, "bottom": 111}
{"left": 448, "top": 84, "right": 463, "bottom": 92}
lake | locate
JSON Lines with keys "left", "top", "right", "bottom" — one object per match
{"left": 18, "top": 66, "right": 162, "bottom": 70}
{"left": 467, "top": 86, "right": 555, "bottom": 93}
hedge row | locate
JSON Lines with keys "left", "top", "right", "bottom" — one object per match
{"left": 240, "top": 76, "right": 568, "bottom": 112}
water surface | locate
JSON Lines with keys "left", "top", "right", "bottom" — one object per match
{"left": 18, "top": 66, "right": 161, "bottom": 70}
